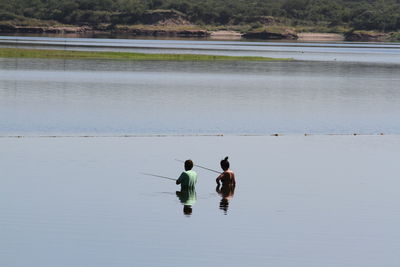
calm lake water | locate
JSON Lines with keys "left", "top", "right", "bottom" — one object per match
{"left": 1, "top": 37, "right": 400, "bottom": 135}
{"left": 1, "top": 136, "right": 400, "bottom": 267}
{"left": 1, "top": 36, "right": 400, "bottom": 63}
{"left": 1, "top": 36, "right": 400, "bottom": 266}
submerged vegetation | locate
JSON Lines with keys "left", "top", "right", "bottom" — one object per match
{"left": 0, "top": 0, "right": 400, "bottom": 33}
{"left": 0, "top": 48, "right": 291, "bottom": 61}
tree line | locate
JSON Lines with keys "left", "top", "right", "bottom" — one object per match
{"left": 1, "top": 0, "right": 400, "bottom": 31}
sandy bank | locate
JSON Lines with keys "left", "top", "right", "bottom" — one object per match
{"left": 210, "top": 31, "right": 345, "bottom": 41}
{"left": 209, "top": 31, "right": 242, "bottom": 40}
{"left": 298, "top": 33, "right": 344, "bottom": 41}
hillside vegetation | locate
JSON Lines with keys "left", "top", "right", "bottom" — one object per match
{"left": 1, "top": 0, "right": 400, "bottom": 32}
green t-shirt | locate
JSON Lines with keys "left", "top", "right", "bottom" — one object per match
{"left": 177, "top": 170, "right": 197, "bottom": 188}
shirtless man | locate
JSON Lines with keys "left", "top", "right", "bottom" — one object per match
{"left": 216, "top": 157, "right": 236, "bottom": 186}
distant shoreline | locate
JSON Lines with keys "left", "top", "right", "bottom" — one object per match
{"left": 2, "top": 25, "right": 399, "bottom": 42}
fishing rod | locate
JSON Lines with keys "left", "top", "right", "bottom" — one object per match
{"left": 140, "top": 172, "right": 177, "bottom": 181}
{"left": 174, "top": 159, "right": 220, "bottom": 174}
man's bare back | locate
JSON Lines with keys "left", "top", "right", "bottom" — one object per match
{"left": 216, "top": 170, "right": 236, "bottom": 186}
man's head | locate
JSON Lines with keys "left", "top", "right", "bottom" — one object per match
{"left": 184, "top": 159, "right": 193, "bottom": 171}
{"left": 220, "top": 156, "right": 230, "bottom": 171}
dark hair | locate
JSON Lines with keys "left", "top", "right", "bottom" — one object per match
{"left": 184, "top": 159, "right": 193, "bottom": 171}
{"left": 220, "top": 156, "right": 229, "bottom": 171}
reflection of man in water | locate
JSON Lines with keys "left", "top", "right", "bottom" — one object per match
{"left": 176, "top": 188, "right": 197, "bottom": 216}
{"left": 176, "top": 159, "right": 197, "bottom": 215}
{"left": 216, "top": 184, "right": 235, "bottom": 215}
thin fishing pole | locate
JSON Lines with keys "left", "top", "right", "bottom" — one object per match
{"left": 140, "top": 172, "right": 177, "bottom": 181}
{"left": 174, "top": 159, "right": 220, "bottom": 174}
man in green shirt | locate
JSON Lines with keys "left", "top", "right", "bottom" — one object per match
{"left": 176, "top": 159, "right": 198, "bottom": 189}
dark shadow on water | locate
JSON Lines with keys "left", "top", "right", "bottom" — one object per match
{"left": 176, "top": 188, "right": 197, "bottom": 217}
{"left": 216, "top": 184, "right": 235, "bottom": 215}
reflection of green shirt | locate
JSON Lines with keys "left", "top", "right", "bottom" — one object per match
{"left": 177, "top": 170, "right": 197, "bottom": 189}
{"left": 177, "top": 188, "right": 197, "bottom": 206}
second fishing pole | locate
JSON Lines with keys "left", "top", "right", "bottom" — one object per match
{"left": 175, "top": 159, "right": 220, "bottom": 174}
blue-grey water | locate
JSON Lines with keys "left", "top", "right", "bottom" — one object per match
{"left": 1, "top": 37, "right": 400, "bottom": 267}
{"left": 1, "top": 36, "right": 400, "bottom": 63}
{"left": 1, "top": 136, "right": 400, "bottom": 267}
{"left": 1, "top": 38, "right": 400, "bottom": 135}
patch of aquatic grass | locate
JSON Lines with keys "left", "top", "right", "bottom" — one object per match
{"left": 0, "top": 48, "right": 291, "bottom": 61}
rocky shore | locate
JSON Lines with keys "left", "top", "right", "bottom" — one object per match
{"left": 0, "top": 24, "right": 300, "bottom": 40}
{"left": 344, "top": 31, "right": 392, "bottom": 41}
{"left": 0, "top": 24, "right": 90, "bottom": 34}
{"left": 0, "top": 25, "right": 294, "bottom": 39}
{"left": 113, "top": 26, "right": 209, "bottom": 37}
{"left": 2, "top": 24, "right": 399, "bottom": 42}
{"left": 242, "top": 28, "right": 298, "bottom": 40}
{"left": 0, "top": 24, "right": 209, "bottom": 37}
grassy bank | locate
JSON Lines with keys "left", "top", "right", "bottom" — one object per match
{"left": 0, "top": 47, "right": 290, "bottom": 61}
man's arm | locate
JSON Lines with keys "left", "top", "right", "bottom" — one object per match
{"left": 176, "top": 172, "right": 186, "bottom": 185}
{"left": 216, "top": 172, "right": 224, "bottom": 185}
